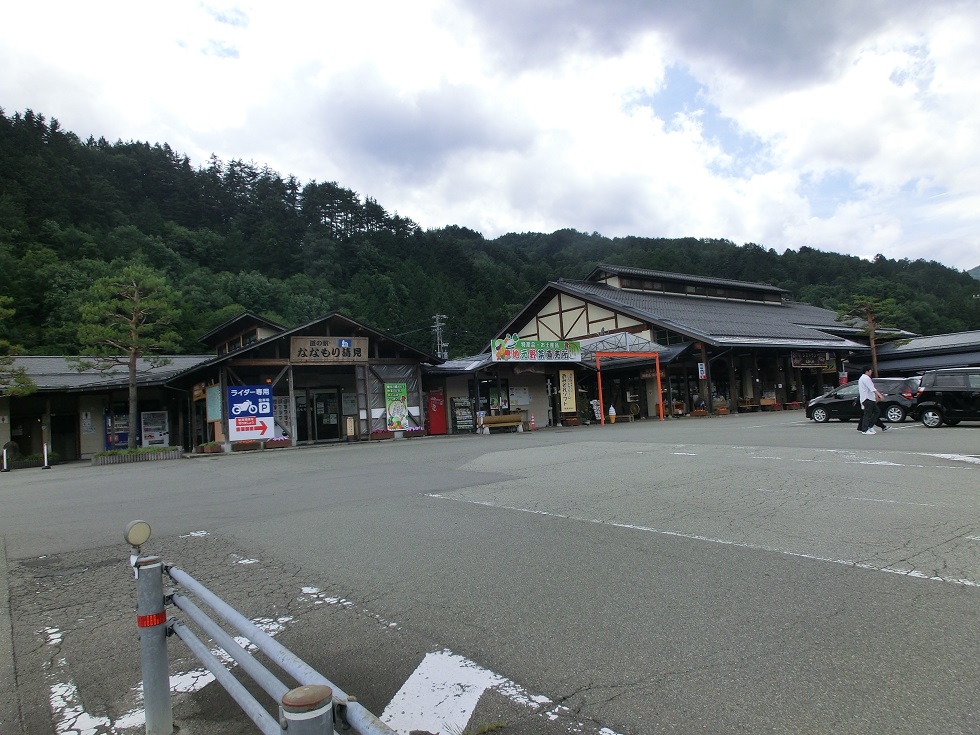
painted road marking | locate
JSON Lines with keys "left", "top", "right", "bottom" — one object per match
{"left": 39, "top": 580, "right": 623, "bottom": 734}
{"left": 428, "top": 494, "right": 979, "bottom": 588}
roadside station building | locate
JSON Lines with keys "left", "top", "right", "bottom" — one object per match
{"left": 424, "top": 265, "right": 878, "bottom": 427}
{"left": 1, "top": 311, "right": 441, "bottom": 459}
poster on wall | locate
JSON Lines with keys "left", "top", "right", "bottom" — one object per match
{"left": 385, "top": 382, "right": 409, "bottom": 430}
{"left": 206, "top": 384, "right": 222, "bottom": 422}
{"left": 509, "top": 386, "right": 530, "bottom": 406}
{"left": 559, "top": 369, "right": 577, "bottom": 413}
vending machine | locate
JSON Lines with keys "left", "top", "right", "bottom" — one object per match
{"left": 140, "top": 411, "right": 170, "bottom": 447}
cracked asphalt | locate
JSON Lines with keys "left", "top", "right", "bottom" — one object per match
{"left": 2, "top": 413, "right": 979, "bottom": 734}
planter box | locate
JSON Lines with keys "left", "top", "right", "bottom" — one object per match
{"left": 198, "top": 444, "right": 224, "bottom": 454}
{"left": 691, "top": 409, "right": 709, "bottom": 417}
{"left": 91, "top": 449, "right": 183, "bottom": 466}
{"left": 232, "top": 441, "right": 263, "bottom": 452}
{"left": 371, "top": 432, "right": 394, "bottom": 441}
{"left": 713, "top": 407, "right": 730, "bottom": 416}
{"left": 263, "top": 439, "right": 293, "bottom": 449}
{"left": 5, "top": 459, "right": 59, "bottom": 470}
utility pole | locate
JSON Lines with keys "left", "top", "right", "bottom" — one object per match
{"left": 432, "top": 314, "right": 449, "bottom": 360}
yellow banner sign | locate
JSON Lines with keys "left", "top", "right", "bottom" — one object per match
{"left": 559, "top": 369, "right": 577, "bottom": 413}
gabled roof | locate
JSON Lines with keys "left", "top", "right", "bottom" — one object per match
{"left": 170, "top": 311, "right": 442, "bottom": 382}
{"left": 498, "top": 279, "right": 865, "bottom": 350}
{"left": 197, "top": 311, "right": 286, "bottom": 346}
{"left": 9, "top": 355, "right": 212, "bottom": 392}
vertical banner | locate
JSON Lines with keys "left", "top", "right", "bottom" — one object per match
{"left": 385, "top": 382, "right": 409, "bottom": 430}
{"left": 559, "top": 370, "right": 577, "bottom": 413}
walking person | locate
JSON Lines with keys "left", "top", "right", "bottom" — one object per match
{"left": 856, "top": 366, "right": 886, "bottom": 435}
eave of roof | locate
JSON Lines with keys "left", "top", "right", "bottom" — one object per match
{"left": 877, "top": 330, "right": 980, "bottom": 356}
{"left": 9, "top": 355, "right": 213, "bottom": 392}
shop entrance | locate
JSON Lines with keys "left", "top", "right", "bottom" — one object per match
{"left": 293, "top": 389, "right": 344, "bottom": 442}
{"left": 295, "top": 390, "right": 343, "bottom": 443}
{"left": 312, "top": 389, "right": 340, "bottom": 441}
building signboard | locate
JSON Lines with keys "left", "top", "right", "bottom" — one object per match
{"left": 290, "top": 336, "right": 369, "bottom": 364}
{"left": 791, "top": 350, "right": 834, "bottom": 369}
{"left": 492, "top": 335, "right": 581, "bottom": 362}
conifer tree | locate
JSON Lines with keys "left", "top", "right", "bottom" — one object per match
{"left": 71, "top": 264, "right": 182, "bottom": 448}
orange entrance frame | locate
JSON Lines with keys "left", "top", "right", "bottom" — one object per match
{"left": 594, "top": 351, "right": 664, "bottom": 424}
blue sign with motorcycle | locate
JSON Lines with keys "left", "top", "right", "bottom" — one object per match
{"left": 227, "top": 386, "right": 274, "bottom": 441}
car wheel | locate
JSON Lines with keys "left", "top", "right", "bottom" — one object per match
{"left": 920, "top": 409, "right": 943, "bottom": 428}
{"left": 884, "top": 404, "right": 906, "bottom": 423}
{"left": 811, "top": 407, "right": 829, "bottom": 423}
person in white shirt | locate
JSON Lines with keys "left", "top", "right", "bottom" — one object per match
{"left": 857, "top": 366, "right": 886, "bottom": 435}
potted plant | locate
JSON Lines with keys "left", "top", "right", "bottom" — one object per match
{"left": 198, "top": 441, "right": 223, "bottom": 454}
{"left": 232, "top": 439, "right": 263, "bottom": 452}
{"left": 263, "top": 436, "right": 292, "bottom": 449}
{"left": 370, "top": 429, "right": 394, "bottom": 441}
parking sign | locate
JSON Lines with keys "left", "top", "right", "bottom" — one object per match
{"left": 227, "top": 386, "right": 275, "bottom": 441}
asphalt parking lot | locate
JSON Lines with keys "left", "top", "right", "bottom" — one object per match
{"left": 2, "top": 411, "right": 978, "bottom": 734}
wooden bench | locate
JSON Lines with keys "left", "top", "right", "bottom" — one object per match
{"left": 737, "top": 398, "right": 759, "bottom": 412}
{"left": 478, "top": 413, "right": 524, "bottom": 433}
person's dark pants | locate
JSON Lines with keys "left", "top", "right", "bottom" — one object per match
{"left": 859, "top": 399, "right": 880, "bottom": 431}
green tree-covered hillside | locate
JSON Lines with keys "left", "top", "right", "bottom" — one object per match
{"left": 2, "top": 107, "right": 978, "bottom": 357}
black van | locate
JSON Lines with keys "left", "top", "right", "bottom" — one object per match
{"left": 913, "top": 367, "right": 980, "bottom": 427}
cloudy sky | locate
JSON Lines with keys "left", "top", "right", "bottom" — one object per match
{"left": 2, "top": 1, "right": 979, "bottom": 271}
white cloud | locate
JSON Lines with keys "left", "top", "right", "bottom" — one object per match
{"left": 1, "top": 0, "right": 978, "bottom": 270}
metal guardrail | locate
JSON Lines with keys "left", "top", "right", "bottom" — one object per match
{"left": 127, "top": 521, "right": 398, "bottom": 735}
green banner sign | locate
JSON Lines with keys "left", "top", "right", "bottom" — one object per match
{"left": 492, "top": 334, "right": 581, "bottom": 362}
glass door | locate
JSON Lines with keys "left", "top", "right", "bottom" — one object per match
{"left": 312, "top": 389, "right": 341, "bottom": 441}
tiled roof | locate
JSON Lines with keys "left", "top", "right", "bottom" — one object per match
{"left": 588, "top": 264, "right": 788, "bottom": 294}
{"left": 9, "top": 355, "right": 212, "bottom": 392}
{"left": 558, "top": 281, "right": 861, "bottom": 347}
{"left": 878, "top": 330, "right": 980, "bottom": 355}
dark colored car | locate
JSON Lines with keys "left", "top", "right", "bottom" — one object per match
{"left": 912, "top": 367, "right": 980, "bottom": 427}
{"left": 806, "top": 377, "right": 920, "bottom": 424}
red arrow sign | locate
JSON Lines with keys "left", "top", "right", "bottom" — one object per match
{"left": 234, "top": 418, "right": 269, "bottom": 434}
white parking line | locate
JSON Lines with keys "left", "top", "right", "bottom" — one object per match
{"left": 427, "top": 495, "right": 979, "bottom": 588}
{"left": 925, "top": 453, "right": 980, "bottom": 466}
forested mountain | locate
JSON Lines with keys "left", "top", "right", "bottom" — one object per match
{"left": 2, "top": 107, "right": 979, "bottom": 358}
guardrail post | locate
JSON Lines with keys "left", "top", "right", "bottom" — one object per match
{"left": 134, "top": 555, "right": 173, "bottom": 735}
{"left": 280, "top": 685, "right": 334, "bottom": 734}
